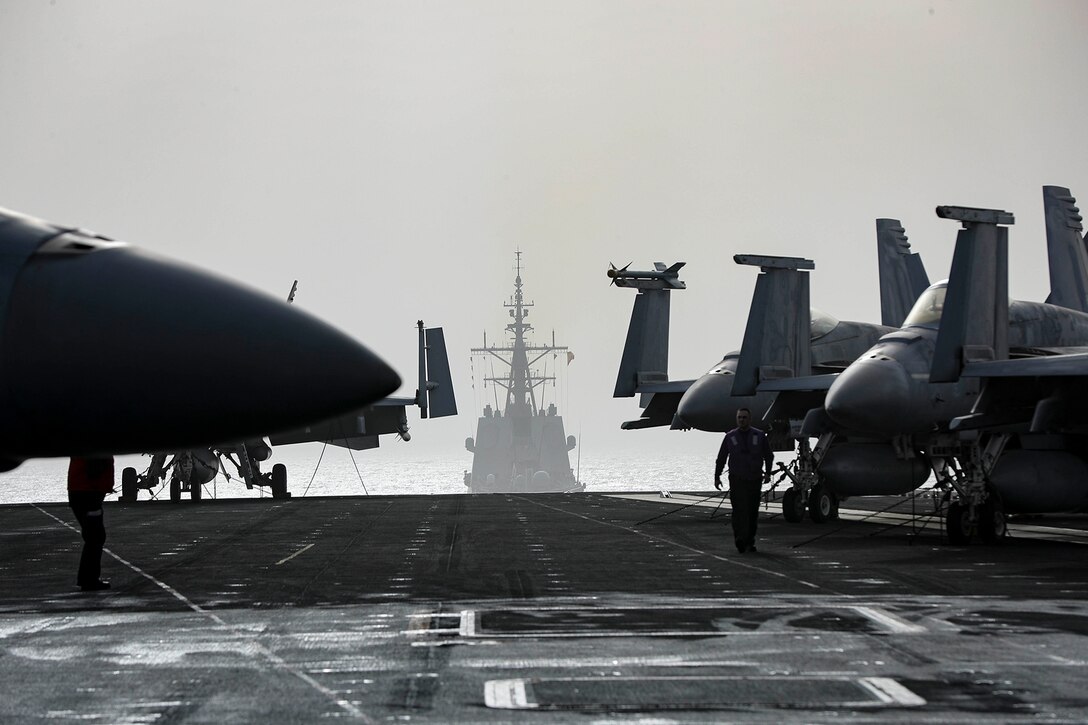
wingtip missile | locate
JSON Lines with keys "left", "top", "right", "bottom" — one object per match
{"left": 606, "top": 261, "right": 686, "bottom": 290}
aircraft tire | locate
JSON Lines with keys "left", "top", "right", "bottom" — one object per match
{"left": 169, "top": 476, "right": 181, "bottom": 503}
{"left": 191, "top": 481, "right": 202, "bottom": 502}
{"left": 271, "top": 463, "right": 288, "bottom": 499}
{"left": 808, "top": 484, "right": 833, "bottom": 523}
{"left": 121, "top": 467, "right": 138, "bottom": 502}
{"left": 946, "top": 501, "right": 973, "bottom": 545}
{"left": 781, "top": 489, "right": 805, "bottom": 523}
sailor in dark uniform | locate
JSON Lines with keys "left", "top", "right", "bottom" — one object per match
{"left": 67, "top": 456, "right": 114, "bottom": 591}
{"left": 714, "top": 408, "right": 774, "bottom": 553}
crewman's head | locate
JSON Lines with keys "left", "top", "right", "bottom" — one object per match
{"left": 736, "top": 407, "right": 751, "bottom": 431}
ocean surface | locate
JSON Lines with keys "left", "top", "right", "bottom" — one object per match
{"left": 0, "top": 444, "right": 757, "bottom": 505}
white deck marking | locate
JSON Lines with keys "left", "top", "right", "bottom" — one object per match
{"left": 484, "top": 679, "right": 533, "bottom": 709}
{"left": 275, "top": 543, "right": 314, "bottom": 566}
{"left": 859, "top": 677, "right": 927, "bottom": 706}
{"left": 483, "top": 675, "right": 927, "bottom": 709}
{"left": 460, "top": 610, "right": 477, "bottom": 637}
{"left": 33, "top": 505, "right": 374, "bottom": 722}
{"left": 851, "top": 606, "right": 928, "bottom": 634}
{"left": 519, "top": 496, "right": 825, "bottom": 591}
{"left": 608, "top": 492, "right": 1088, "bottom": 545}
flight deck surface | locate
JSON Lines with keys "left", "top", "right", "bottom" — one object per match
{"left": 2, "top": 492, "right": 1088, "bottom": 723}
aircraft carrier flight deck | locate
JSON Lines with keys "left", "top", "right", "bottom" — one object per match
{"left": 3, "top": 492, "right": 1088, "bottom": 723}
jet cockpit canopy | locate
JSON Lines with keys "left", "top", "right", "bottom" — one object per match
{"left": 810, "top": 307, "right": 838, "bottom": 339}
{"left": 903, "top": 280, "right": 948, "bottom": 328}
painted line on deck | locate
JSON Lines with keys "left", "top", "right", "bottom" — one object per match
{"left": 859, "top": 677, "right": 928, "bottom": 706}
{"left": 614, "top": 492, "right": 1088, "bottom": 546}
{"left": 276, "top": 543, "right": 315, "bottom": 566}
{"left": 514, "top": 496, "right": 828, "bottom": 592}
{"left": 484, "top": 675, "right": 926, "bottom": 710}
{"left": 33, "top": 504, "right": 374, "bottom": 722}
{"left": 851, "top": 606, "right": 928, "bottom": 634}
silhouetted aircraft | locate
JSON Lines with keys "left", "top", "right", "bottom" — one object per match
{"left": 0, "top": 207, "right": 400, "bottom": 472}
{"left": 822, "top": 187, "right": 1088, "bottom": 542}
{"left": 118, "top": 320, "right": 456, "bottom": 501}
{"left": 610, "top": 220, "right": 928, "bottom": 436}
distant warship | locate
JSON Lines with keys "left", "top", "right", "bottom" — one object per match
{"left": 464, "top": 253, "right": 583, "bottom": 493}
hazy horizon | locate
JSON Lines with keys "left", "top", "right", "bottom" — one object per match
{"left": 3, "top": 0, "right": 1087, "bottom": 467}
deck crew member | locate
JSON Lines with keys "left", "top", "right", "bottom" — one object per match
{"left": 67, "top": 456, "right": 114, "bottom": 591}
{"left": 714, "top": 408, "right": 774, "bottom": 553}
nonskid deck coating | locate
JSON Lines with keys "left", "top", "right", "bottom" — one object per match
{"left": 1, "top": 492, "right": 1087, "bottom": 722}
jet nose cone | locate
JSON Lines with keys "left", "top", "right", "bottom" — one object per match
{"left": 676, "top": 373, "right": 736, "bottom": 432}
{"left": 825, "top": 358, "right": 910, "bottom": 435}
{"left": 4, "top": 246, "right": 400, "bottom": 457}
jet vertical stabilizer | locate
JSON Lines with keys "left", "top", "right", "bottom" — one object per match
{"left": 731, "top": 255, "right": 814, "bottom": 397}
{"left": 610, "top": 262, "right": 686, "bottom": 397}
{"left": 929, "top": 206, "right": 1014, "bottom": 383}
{"left": 422, "top": 325, "right": 457, "bottom": 418}
{"left": 1044, "top": 186, "right": 1088, "bottom": 313}
{"left": 877, "top": 219, "right": 930, "bottom": 327}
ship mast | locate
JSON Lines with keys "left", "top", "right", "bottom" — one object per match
{"left": 505, "top": 250, "right": 534, "bottom": 415}
{"left": 471, "top": 251, "right": 568, "bottom": 416}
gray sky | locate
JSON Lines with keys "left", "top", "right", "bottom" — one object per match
{"left": 2, "top": 0, "right": 1087, "bottom": 459}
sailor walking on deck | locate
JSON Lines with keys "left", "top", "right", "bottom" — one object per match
{"left": 67, "top": 456, "right": 114, "bottom": 591}
{"left": 714, "top": 408, "right": 773, "bottom": 553}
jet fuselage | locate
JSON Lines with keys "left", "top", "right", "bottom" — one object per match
{"left": 676, "top": 316, "right": 895, "bottom": 432}
{"left": 824, "top": 282, "right": 1088, "bottom": 436}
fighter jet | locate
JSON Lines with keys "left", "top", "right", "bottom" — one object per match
{"left": 118, "top": 320, "right": 456, "bottom": 502}
{"left": 820, "top": 187, "right": 1088, "bottom": 541}
{"left": 0, "top": 206, "right": 401, "bottom": 472}
{"left": 610, "top": 221, "right": 929, "bottom": 435}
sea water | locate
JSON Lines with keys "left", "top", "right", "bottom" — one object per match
{"left": 0, "top": 444, "right": 749, "bottom": 505}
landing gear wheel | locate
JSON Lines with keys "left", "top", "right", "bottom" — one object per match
{"left": 191, "top": 481, "right": 202, "bottom": 502}
{"left": 782, "top": 488, "right": 805, "bottom": 523}
{"left": 271, "top": 463, "right": 289, "bottom": 499}
{"left": 169, "top": 476, "right": 181, "bottom": 503}
{"left": 808, "top": 484, "right": 834, "bottom": 523}
{"left": 979, "top": 498, "right": 1006, "bottom": 544}
{"left": 946, "top": 500, "right": 973, "bottom": 545}
{"left": 121, "top": 467, "right": 138, "bottom": 502}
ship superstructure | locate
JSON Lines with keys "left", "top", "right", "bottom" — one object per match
{"left": 465, "top": 252, "right": 582, "bottom": 493}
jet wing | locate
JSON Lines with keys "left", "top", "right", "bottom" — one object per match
{"left": 755, "top": 374, "right": 840, "bottom": 426}
{"left": 634, "top": 381, "right": 694, "bottom": 394}
{"left": 269, "top": 399, "right": 412, "bottom": 450}
{"left": 949, "top": 351, "right": 1088, "bottom": 434}
{"left": 963, "top": 352, "right": 1088, "bottom": 378}
{"left": 619, "top": 379, "right": 695, "bottom": 430}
